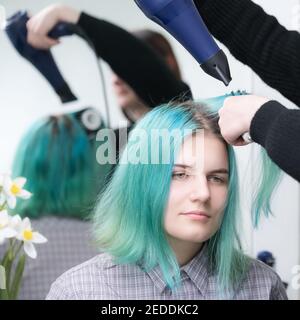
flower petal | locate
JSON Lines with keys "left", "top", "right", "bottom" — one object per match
{"left": 24, "top": 241, "right": 37, "bottom": 259}
{"left": 18, "top": 190, "right": 32, "bottom": 199}
{"left": 6, "top": 196, "right": 16, "bottom": 209}
{"left": 22, "top": 217, "right": 31, "bottom": 230}
{"left": 32, "top": 232, "right": 47, "bottom": 244}
{"left": 2, "top": 227, "right": 17, "bottom": 239}
{"left": 10, "top": 215, "right": 22, "bottom": 232}
{"left": 0, "top": 210, "right": 9, "bottom": 223}
{"left": 14, "top": 177, "right": 26, "bottom": 188}
{"left": 15, "top": 233, "right": 23, "bottom": 241}
{"left": 0, "top": 193, "right": 5, "bottom": 204}
{"left": 3, "top": 175, "right": 12, "bottom": 194}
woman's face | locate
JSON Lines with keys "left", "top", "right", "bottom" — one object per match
{"left": 111, "top": 73, "right": 139, "bottom": 109}
{"left": 164, "top": 130, "right": 229, "bottom": 249}
{"left": 111, "top": 73, "right": 151, "bottom": 122}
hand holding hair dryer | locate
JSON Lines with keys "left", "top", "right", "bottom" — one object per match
{"left": 5, "top": 11, "right": 77, "bottom": 103}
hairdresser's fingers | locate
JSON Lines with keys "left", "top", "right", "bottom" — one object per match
{"left": 218, "top": 118, "right": 249, "bottom": 146}
{"left": 219, "top": 95, "right": 270, "bottom": 146}
{"left": 232, "top": 138, "right": 250, "bottom": 147}
{"left": 27, "top": 31, "right": 59, "bottom": 49}
{"left": 27, "top": 5, "right": 60, "bottom": 34}
{"left": 26, "top": 6, "right": 61, "bottom": 49}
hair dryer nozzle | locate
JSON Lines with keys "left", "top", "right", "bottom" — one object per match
{"left": 200, "top": 50, "right": 232, "bottom": 86}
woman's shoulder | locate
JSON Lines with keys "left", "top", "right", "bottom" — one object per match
{"left": 239, "top": 256, "right": 288, "bottom": 300}
{"left": 46, "top": 252, "right": 115, "bottom": 300}
{"left": 247, "top": 257, "right": 281, "bottom": 281}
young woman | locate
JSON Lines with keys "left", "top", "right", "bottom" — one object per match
{"left": 3, "top": 109, "right": 111, "bottom": 299}
{"left": 46, "top": 100, "right": 286, "bottom": 300}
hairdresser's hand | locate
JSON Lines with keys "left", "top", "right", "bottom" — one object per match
{"left": 218, "top": 95, "right": 270, "bottom": 146}
{"left": 26, "top": 4, "right": 80, "bottom": 50}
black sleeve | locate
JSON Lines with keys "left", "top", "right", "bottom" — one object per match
{"left": 77, "top": 12, "right": 192, "bottom": 108}
{"left": 250, "top": 101, "right": 300, "bottom": 182}
{"left": 195, "top": 0, "right": 300, "bottom": 107}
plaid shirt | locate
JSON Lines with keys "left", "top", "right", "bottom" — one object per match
{"left": 0, "top": 216, "right": 99, "bottom": 300}
{"left": 47, "top": 244, "right": 287, "bottom": 300}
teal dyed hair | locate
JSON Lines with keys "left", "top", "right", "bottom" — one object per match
{"left": 199, "top": 91, "right": 282, "bottom": 227}
{"left": 12, "top": 114, "right": 111, "bottom": 219}
{"left": 251, "top": 149, "right": 282, "bottom": 226}
{"left": 93, "top": 95, "right": 281, "bottom": 296}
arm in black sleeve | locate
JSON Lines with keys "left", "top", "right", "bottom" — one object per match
{"left": 77, "top": 12, "right": 192, "bottom": 108}
{"left": 195, "top": 0, "right": 300, "bottom": 107}
{"left": 250, "top": 101, "right": 300, "bottom": 182}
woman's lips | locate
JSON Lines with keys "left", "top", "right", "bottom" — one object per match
{"left": 181, "top": 211, "right": 211, "bottom": 221}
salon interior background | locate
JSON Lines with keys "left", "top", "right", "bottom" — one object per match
{"left": 0, "top": 0, "right": 300, "bottom": 299}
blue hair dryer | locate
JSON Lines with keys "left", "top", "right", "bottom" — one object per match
{"left": 5, "top": 11, "right": 78, "bottom": 103}
{"left": 134, "top": 0, "right": 232, "bottom": 86}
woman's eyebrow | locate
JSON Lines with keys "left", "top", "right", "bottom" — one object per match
{"left": 173, "top": 164, "right": 192, "bottom": 169}
{"left": 207, "top": 169, "right": 229, "bottom": 175}
{"left": 173, "top": 165, "right": 229, "bottom": 175}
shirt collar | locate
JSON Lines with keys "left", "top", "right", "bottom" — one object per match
{"left": 100, "top": 243, "right": 210, "bottom": 296}
{"left": 147, "top": 242, "right": 210, "bottom": 295}
{"left": 181, "top": 242, "right": 210, "bottom": 295}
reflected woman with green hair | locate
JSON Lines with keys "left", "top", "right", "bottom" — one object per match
{"left": 4, "top": 109, "right": 112, "bottom": 300}
{"left": 47, "top": 97, "right": 287, "bottom": 300}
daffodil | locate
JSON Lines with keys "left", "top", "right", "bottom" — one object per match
{"left": 0, "top": 210, "right": 17, "bottom": 245}
{"left": 16, "top": 218, "right": 47, "bottom": 259}
{"left": 2, "top": 175, "right": 32, "bottom": 209}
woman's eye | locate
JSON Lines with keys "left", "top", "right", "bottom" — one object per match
{"left": 208, "top": 176, "right": 226, "bottom": 184}
{"left": 172, "top": 172, "right": 188, "bottom": 181}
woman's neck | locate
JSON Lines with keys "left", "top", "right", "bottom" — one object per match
{"left": 167, "top": 236, "right": 203, "bottom": 266}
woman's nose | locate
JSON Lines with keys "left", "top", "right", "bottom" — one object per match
{"left": 189, "top": 176, "right": 211, "bottom": 203}
{"left": 111, "top": 73, "right": 123, "bottom": 86}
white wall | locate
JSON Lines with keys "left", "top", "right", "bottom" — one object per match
{"left": 250, "top": 0, "right": 300, "bottom": 300}
{"left": 0, "top": 0, "right": 299, "bottom": 299}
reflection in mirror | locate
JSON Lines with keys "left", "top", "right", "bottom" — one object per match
{"left": 0, "top": 0, "right": 299, "bottom": 300}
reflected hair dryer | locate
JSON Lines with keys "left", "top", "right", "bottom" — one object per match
{"left": 134, "top": 0, "right": 232, "bottom": 86}
{"left": 5, "top": 10, "right": 78, "bottom": 103}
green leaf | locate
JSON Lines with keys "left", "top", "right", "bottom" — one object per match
{"left": 10, "top": 254, "right": 26, "bottom": 300}
{"left": 0, "top": 265, "right": 6, "bottom": 290}
{"left": 1, "top": 246, "right": 14, "bottom": 293}
{"left": 0, "top": 265, "right": 8, "bottom": 300}
{"left": 0, "top": 289, "right": 9, "bottom": 300}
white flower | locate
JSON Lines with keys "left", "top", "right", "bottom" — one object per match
{"left": 2, "top": 175, "right": 32, "bottom": 209}
{"left": 0, "top": 210, "right": 17, "bottom": 245}
{"left": 0, "top": 173, "right": 5, "bottom": 207}
{"left": 0, "top": 193, "right": 5, "bottom": 208}
{"left": 10, "top": 214, "right": 22, "bottom": 232}
{"left": 16, "top": 218, "right": 47, "bottom": 259}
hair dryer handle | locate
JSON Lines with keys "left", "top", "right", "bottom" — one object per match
{"left": 48, "top": 22, "right": 76, "bottom": 39}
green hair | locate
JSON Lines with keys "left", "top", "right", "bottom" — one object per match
{"left": 200, "top": 91, "right": 282, "bottom": 227}
{"left": 12, "top": 114, "right": 111, "bottom": 219}
{"left": 92, "top": 94, "right": 281, "bottom": 296}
